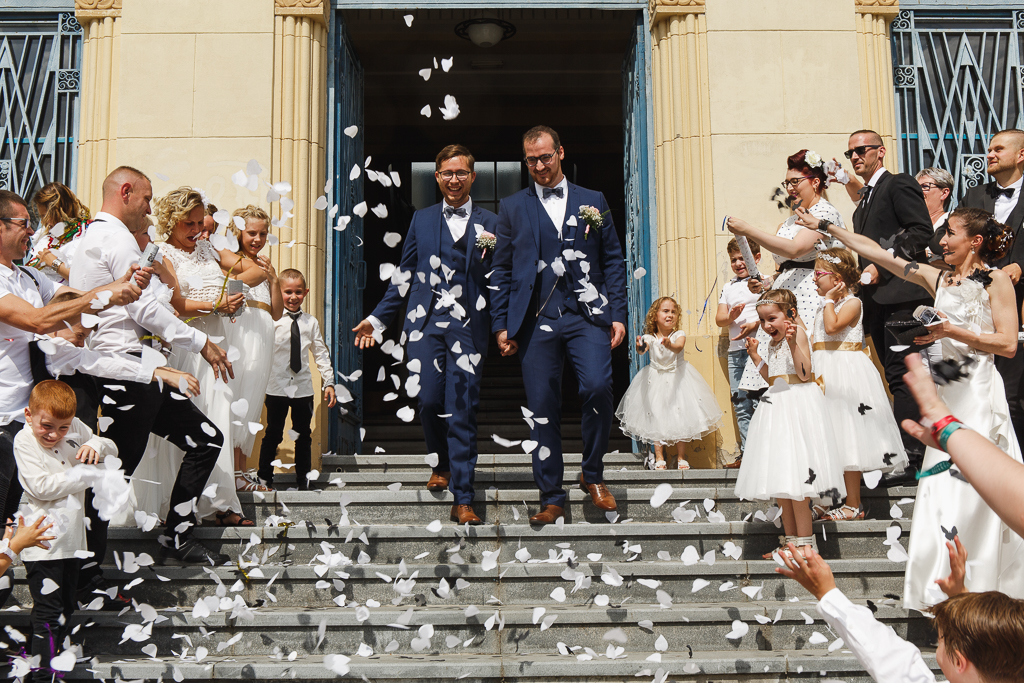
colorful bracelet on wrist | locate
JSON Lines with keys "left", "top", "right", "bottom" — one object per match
{"left": 936, "top": 421, "right": 966, "bottom": 452}
{"left": 930, "top": 415, "right": 958, "bottom": 442}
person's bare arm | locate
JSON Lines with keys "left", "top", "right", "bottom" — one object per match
{"left": 821, "top": 289, "right": 860, "bottom": 336}
{"left": 727, "top": 217, "right": 824, "bottom": 261}
{"left": 746, "top": 336, "right": 767, "bottom": 381}
{"left": 789, "top": 324, "right": 813, "bottom": 381}
{"left": 217, "top": 250, "right": 267, "bottom": 286}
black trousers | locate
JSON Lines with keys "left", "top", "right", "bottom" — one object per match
{"left": 80, "top": 379, "right": 222, "bottom": 587}
{"left": 995, "top": 342, "right": 1024, "bottom": 443}
{"left": 864, "top": 298, "right": 932, "bottom": 470}
{"left": 258, "top": 395, "right": 314, "bottom": 486}
{"left": 26, "top": 558, "right": 79, "bottom": 682}
{"left": 0, "top": 424, "right": 19, "bottom": 607}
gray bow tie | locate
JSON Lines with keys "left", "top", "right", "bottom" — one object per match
{"left": 444, "top": 206, "right": 467, "bottom": 219}
{"left": 542, "top": 187, "right": 564, "bottom": 199}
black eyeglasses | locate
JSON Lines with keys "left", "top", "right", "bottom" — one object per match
{"left": 844, "top": 144, "right": 882, "bottom": 159}
{"left": 781, "top": 176, "right": 814, "bottom": 189}
{"left": 918, "top": 183, "right": 942, "bottom": 192}
{"left": 0, "top": 218, "right": 30, "bottom": 228}
{"left": 525, "top": 153, "right": 557, "bottom": 168}
{"left": 438, "top": 170, "right": 471, "bottom": 181}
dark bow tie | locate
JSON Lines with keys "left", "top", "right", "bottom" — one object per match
{"left": 542, "top": 186, "right": 564, "bottom": 199}
{"left": 990, "top": 184, "right": 1016, "bottom": 200}
{"left": 444, "top": 206, "right": 467, "bottom": 219}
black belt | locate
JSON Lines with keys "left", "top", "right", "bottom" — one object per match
{"left": 777, "top": 260, "right": 813, "bottom": 273}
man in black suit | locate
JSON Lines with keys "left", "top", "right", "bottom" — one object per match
{"left": 958, "top": 129, "right": 1024, "bottom": 441}
{"left": 846, "top": 130, "right": 934, "bottom": 484}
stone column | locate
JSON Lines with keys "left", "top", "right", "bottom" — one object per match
{"left": 855, "top": 0, "right": 900, "bottom": 172}
{"left": 649, "top": 0, "right": 721, "bottom": 468}
{"left": 74, "top": 0, "right": 122, "bottom": 210}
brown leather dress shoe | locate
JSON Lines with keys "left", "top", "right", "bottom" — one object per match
{"left": 723, "top": 458, "right": 742, "bottom": 469}
{"left": 427, "top": 471, "right": 451, "bottom": 491}
{"left": 450, "top": 504, "right": 483, "bottom": 525}
{"left": 579, "top": 474, "right": 617, "bottom": 511}
{"left": 529, "top": 505, "right": 565, "bottom": 525}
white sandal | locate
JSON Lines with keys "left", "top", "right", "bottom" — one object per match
{"left": 677, "top": 459, "right": 690, "bottom": 470}
{"left": 822, "top": 505, "right": 863, "bottom": 521}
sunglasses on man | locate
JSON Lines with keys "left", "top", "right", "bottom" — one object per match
{"left": 844, "top": 144, "right": 882, "bottom": 160}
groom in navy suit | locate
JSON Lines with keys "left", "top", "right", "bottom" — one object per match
{"left": 491, "top": 126, "right": 628, "bottom": 524}
{"left": 354, "top": 144, "right": 498, "bottom": 525}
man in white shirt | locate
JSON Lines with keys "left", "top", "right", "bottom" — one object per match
{"left": 69, "top": 166, "right": 233, "bottom": 571}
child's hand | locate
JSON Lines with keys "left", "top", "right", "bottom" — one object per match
{"left": 825, "top": 282, "right": 846, "bottom": 301}
{"left": 635, "top": 335, "right": 648, "bottom": 353}
{"left": 324, "top": 385, "right": 337, "bottom": 408}
{"left": 728, "top": 303, "right": 745, "bottom": 321}
{"left": 935, "top": 535, "right": 969, "bottom": 598}
{"left": 747, "top": 278, "right": 765, "bottom": 295}
{"left": 7, "top": 515, "right": 55, "bottom": 553}
{"left": 76, "top": 445, "right": 101, "bottom": 465}
{"left": 731, "top": 320, "right": 759, "bottom": 341}
{"left": 784, "top": 321, "right": 798, "bottom": 342}
{"left": 744, "top": 336, "right": 759, "bottom": 357}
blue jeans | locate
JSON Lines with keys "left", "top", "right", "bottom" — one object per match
{"left": 728, "top": 349, "right": 757, "bottom": 453}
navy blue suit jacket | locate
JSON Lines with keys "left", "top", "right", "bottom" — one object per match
{"left": 370, "top": 202, "right": 499, "bottom": 352}
{"left": 490, "top": 182, "right": 628, "bottom": 338}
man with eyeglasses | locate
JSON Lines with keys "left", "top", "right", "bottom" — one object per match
{"left": 353, "top": 144, "right": 498, "bottom": 526}
{"left": 958, "top": 129, "right": 1024, "bottom": 443}
{"left": 491, "top": 125, "right": 628, "bottom": 524}
{"left": 841, "top": 129, "right": 934, "bottom": 485}
{"left": 0, "top": 188, "right": 148, "bottom": 606}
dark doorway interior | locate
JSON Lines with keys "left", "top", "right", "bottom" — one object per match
{"left": 343, "top": 8, "right": 635, "bottom": 455}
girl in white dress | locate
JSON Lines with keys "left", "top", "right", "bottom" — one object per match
{"left": 811, "top": 205, "right": 1024, "bottom": 611}
{"left": 735, "top": 289, "right": 846, "bottom": 559}
{"left": 223, "top": 206, "right": 283, "bottom": 490}
{"left": 810, "top": 247, "right": 908, "bottom": 521}
{"left": 132, "top": 187, "right": 268, "bottom": 526}
{"left": 726, "top": 149, "right": 846, "bottom": 394}
{"left": 26, "top": 182, "right": 91, "bottom": 284}
{"left": 616, "top": 297, "right": 723, "bottom": 470}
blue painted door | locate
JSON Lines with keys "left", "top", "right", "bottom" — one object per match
{"left": 622, "top": 10, "right": 658, "bottom": 377}
{"left": 326, "top": 14, "right": 365, "bottom": 454}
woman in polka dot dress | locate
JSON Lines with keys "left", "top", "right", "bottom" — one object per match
{"left": 727, "top": 149, "right": 847, "bottom": 392}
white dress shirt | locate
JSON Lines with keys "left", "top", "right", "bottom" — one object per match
{"left": 816, "top": 588, "right": 936, "bottom": 682}
{"left": 0, "top": 263, "right": 59, "bottom": 425}
{"left": 68, "top": 212, "right": 207, "bottom": 357}
{"left": 266, "top": 310, "right": 335, "bottom": 398}
{"left": 42, "top": 335, "right": 153, "bottom": 384}
{"left": 993, "top": 177, "right": 1023, "bottom": 224}
{"left": 536, "top": 177, "right": 569, "bottom": 237}
{"left": 856, "top": 166, "right": 888, "bottom": 208}
{"left": 14, "top": 418, "right": 116, "bottom": 562}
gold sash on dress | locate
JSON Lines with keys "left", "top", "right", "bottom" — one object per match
{"left": 768, "top": 373, "right": 808, "bottom": 386}
{"left": 811, "top": 341, "right": 868, "bottom": 353}
{"left": 248, "top": 301, "right": 273, "bottom": 314}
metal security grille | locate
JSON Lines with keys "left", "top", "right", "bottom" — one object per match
{"left": 892, "top": 9, "right": 1024, "bottom": 198}
{"left": 0, "top": 12, "right": 81, "bottom": 199}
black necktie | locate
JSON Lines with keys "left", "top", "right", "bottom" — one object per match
{"left": 444, "top": 206, "right": 467, "bottom": 219}
{"left": 990, "top": 184, "right": 1015, "bottom": 199}
{"left": 858, "top": 185, "right": 872, "bottom": 202}
{"left": 542, "top": 186, "right": 564, "bottom": 199}
{"left": 288, "top": 311, "right": 302, "bottom": 373}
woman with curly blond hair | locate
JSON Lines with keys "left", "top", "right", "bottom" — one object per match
{"left": 132, "top": 187, "right": 270, "bottom": 526}
{"left": 27, "top": 182, "right": 92, "bottom": 283}
{"left": 614, "top": 296, "right": 723, "bottom": 470}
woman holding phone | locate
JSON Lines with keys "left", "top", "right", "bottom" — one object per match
{"left": 800, "top": 204, "right": 1024, "bottom": 610}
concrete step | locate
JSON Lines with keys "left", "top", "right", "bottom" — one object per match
{"left": 101, "top": 520, "right": 913, "bottom": 564}
{"left": 7, "top": 650, "right": 941, "bottom": 682}
{"left": 320, "top": 452, "right": 647, "bottom": 471}
{"left": 0, "top": 601, "right": 935, "bottom": 657}
{"left": 5, "top": 558, "right": 909, "bottom": 609}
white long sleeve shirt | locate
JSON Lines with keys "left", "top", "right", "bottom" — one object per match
{"left": 0, "top": 263, "right": 59, "bottom": 425}
{"left": 68, "top": 212, "right": 207, "bottom": 357}
{"left": 816, "top": 588, "right": 936, "bottom": 683}
{"left": 14, "top": 418, "right": 116, "bottom": 562}
{"left": 266, "top": 310, "right": 335, "bottom": 398}
{"left": 41, "top": 336, "right": 153, "bottom": 385}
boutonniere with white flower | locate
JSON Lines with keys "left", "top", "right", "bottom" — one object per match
{"left": 475, "top": 231, "right": 496, "bottom": 260}
{"left": 578, "top": 205, "right": 610, "bottom": 240}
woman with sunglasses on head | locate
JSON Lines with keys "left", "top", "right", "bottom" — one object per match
{"left": 802, "top": 204, "right": 1024, "bottom": 611}
{"left": 726, "top": 149, "right": 847, "bottom": 396}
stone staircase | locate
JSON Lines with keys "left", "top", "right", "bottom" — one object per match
{"left": 1, "top": 453, "right": 939, "bottom": 682}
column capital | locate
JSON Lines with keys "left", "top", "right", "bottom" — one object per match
{"left": 650, "top": 0, "right": 705, "bottom": 27}
{"left": 854, "top": 0, "right": 900, "bottom": 17}
{"left": 275, "top": 0, "right": 328, "bottom": 25}
{"left": 75, "top": 0, "right": 121, "bottom": 21}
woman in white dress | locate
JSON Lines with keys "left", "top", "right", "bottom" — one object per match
{"left": 223, "top": 205, "right": 283, "bottom": 490}
{"left": 26, "top": 182, "right": 91, "bottom": 284}
{"left": 809, "top": 205, "right": 1024, "bottom": 611}
{"left": 725, "top": 149, "right": 846, "bottom": 397}
{"left": 133, "top": 187, "right": 268, "bottom": 526}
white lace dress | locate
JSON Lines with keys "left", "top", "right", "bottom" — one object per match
{"left": 131, "top": 240, "right": 243, "bottom": 521}
{"left": 615, "top": 331, "right": 723, "bottom": 444}
{"left": 904, "top": 276, "right": 1024, "bottom": 610}
{"left": 738, "top": 200, "right": 846, "bottom": 392}
{"left": 811, "top": 296, "right": 908, "bottom": 473}
{"left": 734, "top": 331, "right": 846, "bottom": 502}
{"left": 224, "top": 279, "right": 276, "bottom": 455}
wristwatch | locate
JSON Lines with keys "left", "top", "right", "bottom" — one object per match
{"left": 49, "top": 257, "right": 64, "bottom": 271}
{"left": 817, "top": 218, "right": 831, "bottom": 233}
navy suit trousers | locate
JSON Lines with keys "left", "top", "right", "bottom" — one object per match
{"left": 519, "top": 311, "right": 612, "bottom": 507}
{"left": 407, "top": 316, "right": 482, "bottom": 505}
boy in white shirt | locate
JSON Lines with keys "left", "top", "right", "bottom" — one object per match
{"left": 258, "top": 269, "right": 336, "bottom": 489}
{"left": 14, "top": 380, "right": 117, "bottom": 681}
{"left": 715, "top": 238, "right": 762, "bottom": 462}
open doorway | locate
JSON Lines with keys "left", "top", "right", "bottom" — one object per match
{"left": 332, "top": 8, "right": 648, "bottom": 455}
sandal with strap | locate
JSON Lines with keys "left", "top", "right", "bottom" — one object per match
{"left": 654, "top": 460, "right": 668, "bottom": 470}
{"left": 762, "top": 536, "right": 799, "bottom": 560}
{"left": 210, "top": 510, "right": 256, "bottom": 527}
{"left": 677, "top": 459, "right": 691, "bottom": 470}
{"left": 822, "top": 504, "right": 864, "bottom": 521}
{"left": 811, "top": 503, "right": 831, "bottom": 521}
{"left": 235, "top": 473, "right": 273, "bottom": 493}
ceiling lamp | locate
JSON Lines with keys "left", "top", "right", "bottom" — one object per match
{"left": 455, "top": 18, "right": 516, "bottom": 48}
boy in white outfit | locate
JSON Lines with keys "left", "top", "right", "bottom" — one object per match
{"left": 14, "top": 380, "right": 117, "bottom": 681}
